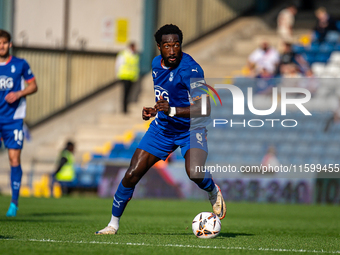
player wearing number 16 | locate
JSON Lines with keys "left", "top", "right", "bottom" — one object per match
{"left": 0, "top": 29, "right": 38, "bottom": 217}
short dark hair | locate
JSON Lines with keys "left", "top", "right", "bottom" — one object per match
{"left": 66, "top": 141, "right": 74, "bottom": 149}
{"left": 0, "top": 29, "right": 11, "bottom": 42}
{"left": 287, "top": 3, "right": 297, "bottom": 9}
{"left": 154, "top": 24, "right": 183, "bottom": 45}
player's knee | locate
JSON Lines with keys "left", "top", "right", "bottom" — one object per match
{"left": 124, "top": 168, "right": 140, "bottom": 186}
{"left": 9, "top": 157, "right": 20, "bottom": 167}
{"left": 188, "top": 166, "right": 204, "bottom": 183}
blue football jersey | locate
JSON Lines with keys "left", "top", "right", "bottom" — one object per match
{"left": 0, "top": 56, "right": 35, "bottom": 123}
{"left": 151, "top": 52, "right": 210, "bottom": 132}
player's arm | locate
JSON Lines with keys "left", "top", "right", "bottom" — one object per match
{"left": 155, "top": 95, "right": 211, "bottom": 118}
{"left": 5, "top": 78, "right": 38, "bottom": 104}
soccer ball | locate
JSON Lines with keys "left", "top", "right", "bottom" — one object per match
{"left": 192, "top": 212, "right": 221, "bottom": 238}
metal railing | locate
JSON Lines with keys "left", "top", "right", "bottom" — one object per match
{"left": 13, "top": 48, "right": 118, "bottom": 126}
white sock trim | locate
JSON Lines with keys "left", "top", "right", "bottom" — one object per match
{"left": 108, "top": 215, "right": 120, "bottom": 230}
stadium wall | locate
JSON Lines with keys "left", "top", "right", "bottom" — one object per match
{"left": 157, "top": 0, "right": 255, "bottom": 45}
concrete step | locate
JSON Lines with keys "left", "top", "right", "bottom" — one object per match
{"left": 233, "top": 40, "right": 259, "bottom": 56}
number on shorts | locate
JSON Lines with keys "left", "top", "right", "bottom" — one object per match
{"left": 13, "top": 129, "right": 23, "bottom": 141}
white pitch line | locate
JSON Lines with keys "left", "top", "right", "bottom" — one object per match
{"left": 1, "top": 238, "right": 340, "bottom": 254}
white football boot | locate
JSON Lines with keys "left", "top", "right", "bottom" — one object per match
{"left": 209, "top": 184, "right": 226, "bottom": 220}
{"left": 95, "top": 226, "right": 117, "bottom": 235}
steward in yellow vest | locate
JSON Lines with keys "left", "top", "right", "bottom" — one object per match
{"left": 116, "top": 43, "right": 140, "bottom": 113}
{"left": 53, "top": 141, "right": 76, "bottom": 194}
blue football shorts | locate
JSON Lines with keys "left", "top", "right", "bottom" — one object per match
{"left": 138, "top": 122, "right": 208, "bottom": 160}
{"left": 0, "top": 119, "right": 24, "bottom": 149}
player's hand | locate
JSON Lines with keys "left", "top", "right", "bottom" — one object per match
{"left": 5, "top": 92, "right": 21, "bottom": 104}
{"left": 142, "top": 107, "right": 157, "bottom": 120}
{"left": 155, "top": 96, "right": 170, "bottom": 115}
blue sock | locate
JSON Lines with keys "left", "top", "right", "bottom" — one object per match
{"left": 10, "top": 165, "right": 22, "bottom": 206}
{"left": 197, "top": 177, "right": 215, "bottom": 192}
{"left": 112, "top": 181, "right": 135, "bottom": 217}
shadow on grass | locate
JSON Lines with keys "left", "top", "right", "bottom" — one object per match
{"left": 219, "top": 232, "right": 254, "bottom": 238}
{"left": 27, "top": 212, "right": 83, "bottom": 217}
{"left": 0, "top": 212, "right": 84, "bottom": 222}
{"left": 0, "top": 235, "right": 14, "bottom": 239}
{"left": 123, "top": 232, "right": 254, "bottom": 238}
{"left": 127, "top": 233, "right": 193, "bottom": 236}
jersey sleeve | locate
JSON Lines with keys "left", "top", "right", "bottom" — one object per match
{"left": 22, "top": 60, "right": 35, "bottom": 82}
{"left": 181, "top": 65, "right": 208, "bottom": 102}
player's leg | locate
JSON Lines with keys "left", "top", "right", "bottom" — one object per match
{"left": 3, "top": 120, "right": 24, "bottom": 217}
{"left": 95, "top": 148, "right": 160, "bottom": 235}
{"left": 180, "top": 128, "right": 226, "bottom": 220}
{"left": 184, "top": 148, "right": 226, "bottom": 220}
{"left": 96, "top": 124, "right": 173, "bottom": 234}
{"left": 113, "top": 148, "right": 160, "bottom": 217}
{"left": 8, "top": 148, "right": 22, "bottom": 203}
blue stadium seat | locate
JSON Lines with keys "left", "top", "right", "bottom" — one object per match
{"left": 295, "top": 143, "right": 310, "bottom": 157}
{"left": 109, "top": 143, "right": 126, "bottom": 158}
{"left": 303, "top": 52, "right": 316, "bottom": 63}
{"left": 292, "top": 44, "right": 305, "bottom": 54}
{"left": 336, "top": 21, "right": 340, "bottom": 31}
{"left": 325, "top": 31, "right": 340, "bottom": 43}
{"left": 303, "top": 155, "right": 322, "bottom": 164}
{"left": 284, "top": 132, "right": 300, "bottom": 142}
{"left": 309, "top": 42, "right": 320, "bottom": 52}
{"left": 92, "top": 153, "right": 104, "bottom": 159}
{"left": 315, "top": 52, "right": 331, "bottom": 63}
{"left": 277, "top": 143, "right": 294, "bottom": 157}
{"left": 309, "top": 144, "right": 325, "bottom": 157}
{"left": 133, "top": 132, "right": 145, "bottom": 144}
{"left": 277, "top": 155, "right": 291, "bottom": 165}
{"left": 319, "top": 42, "right": 334, "bottom": 52}
{"left": 299, "top": 132, "right": 315, "bottom": 143}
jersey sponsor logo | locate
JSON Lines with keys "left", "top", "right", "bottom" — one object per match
{"left": 152, "top": 71, "right": 158, "bottom": 78}
{"left": 154, "top": 85, "right": 170, "bottom": 102}
{"left": 28, "top": 68, "right": 32, "bottom": 75}
{"left": 0, "top": 76, "right": 14, "bottom": 90}
{"left": 11, "top": 65, "right": 16, "bottom": 73}
{"left": 169, "top": 72, "right": 174, "bottom": 82}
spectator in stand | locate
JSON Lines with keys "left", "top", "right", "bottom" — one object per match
{"left": 278, "top": 42, "right": 309, "bottom": 75}
{"left": 300, "top": 69, "right": 319, "bottom": 96}
{"left": 261, "top": 146, "right": 280, "bottom": 173}
{"left": 313, "top": 7, "right": 338, "bottom": 43}
{"left": 247, "top": 41, "right": 280, "bottom": 77}
{"left": 279, "top": 63, "right": 303, "bottom": 90}
{"left": 281, "top": 64, "right": 303, "bottom": 78}
{"left": 277, "top": 4, "right": 298, "bottom": 44}
{"left": 255, "top": 68, "right": 276, "bottom": 95}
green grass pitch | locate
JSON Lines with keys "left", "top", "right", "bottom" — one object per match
{"left": 0, "top": 196, "right": 339, "bottom": 255}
